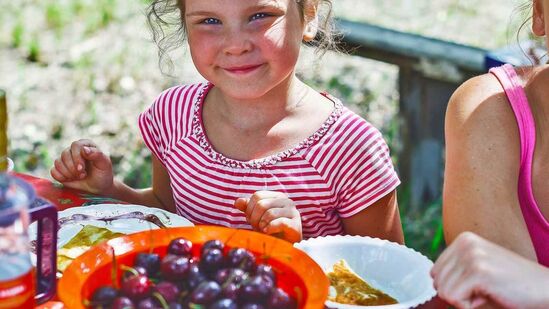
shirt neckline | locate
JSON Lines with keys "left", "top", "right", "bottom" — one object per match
{"left": 191, "top": 82, "right": 344, "bottom": 169}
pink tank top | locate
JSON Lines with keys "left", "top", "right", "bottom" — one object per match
{"left": 489, "top": 64, "right": 549, "bottom": 266}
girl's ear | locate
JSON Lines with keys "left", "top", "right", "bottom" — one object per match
{"left": 532, "top": 0, "right": 546, "bottom": 36}
{"left": 302, "top": 1, "right": 319, "bottom": 42}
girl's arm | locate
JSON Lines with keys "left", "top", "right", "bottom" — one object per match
{"left": 341, "top": 190, "right": 404, "bottom": 244}
{"left": 105, "top": 156, "right": 176, "bottom": 213}
{"left": 51, "top": 139, "right": 176, "bottom": 212}
{"left": 442, "top": 74, "right": 536, "bottom": 259}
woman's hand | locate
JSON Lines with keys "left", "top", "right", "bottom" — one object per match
{"left": 234, "top": 191, "right": 302, "bottom": 243}
{"left": 431, "top": 232, "right": 549, "bottom": 309}
{"left": 50, "top": 139, "right": 114, "bottom": 195}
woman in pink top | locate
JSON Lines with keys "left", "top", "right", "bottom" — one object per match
{"left": 432, "top": 0, "right": 549, "bottom": 308}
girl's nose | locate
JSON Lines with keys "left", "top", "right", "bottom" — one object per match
{"left": 222, "top": 28, "right": 253, "bottom": 56}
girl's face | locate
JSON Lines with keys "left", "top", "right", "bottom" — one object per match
{"left": 184, "top": 0, "right": 315, "bottom": 100}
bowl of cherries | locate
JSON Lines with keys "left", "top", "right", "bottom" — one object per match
{"left": 58, "top": 225, "right": 329, "bottom": 309}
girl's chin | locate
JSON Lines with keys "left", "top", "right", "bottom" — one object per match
{"left": 215, "top": 82, "right": 275, "bottom": 100}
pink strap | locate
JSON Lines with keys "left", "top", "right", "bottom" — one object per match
{"left": 489, "top": 64, "right": 535, "bottom": 168}
{"left": 489, "top": 64, "right": 549, "bottom": 266}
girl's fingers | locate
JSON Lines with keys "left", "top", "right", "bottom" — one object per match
{"left": 70, "top": 147, "right": 86, "bottom": 175}
{"left": 247, "top": 191, "right": 285, "bottom": 214}
{"left": 248, "top": 198, "right": 283, "bottom": 229}
{"left": 53, "top": 157, "right": 75, "bottom": 180}
{"left": 81, "top": 146, "right": 112, "bottom": 171}
{"left": 60, "top": 148, "right": 80, "bottom": 178}
{"left": 262, "top": 217, "right": 301, "bottom": 243}
{"left": 257, "top": 206, "right": 296, "bottom": 232}
{"left": 470, "top": 296, "right": 487, "bottom": 309}
{"left": 50, "top": 165, "right": 67, "bottom": 182}
{"left": 234, "top": 197, "right": 249, "bottom": 212}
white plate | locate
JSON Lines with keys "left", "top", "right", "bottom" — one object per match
{"left": 28, "top": 203, "right": 194, "bottom": 270}
{"left": 294, "top": 235, "right": 436, "bottom": 309}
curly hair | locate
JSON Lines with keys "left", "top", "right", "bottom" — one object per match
{"left": 146, "top": 0, "right": 340, "bottom": 74}
{"left": 514, "top": 1, "right": 546, "bottom": 65}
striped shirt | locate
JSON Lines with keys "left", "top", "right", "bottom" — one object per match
{"left": 138, "top": 82, "right": 400, "bottom": 238}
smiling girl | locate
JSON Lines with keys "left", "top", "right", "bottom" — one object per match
{"left": 51, "top": 0, "right": 403, "bottom": 244}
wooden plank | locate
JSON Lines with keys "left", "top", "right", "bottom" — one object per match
{"left": 398, "top": 69, "right": 456, "bottom": 211}
{"left": 334, "top": 19, "right": 488, "bottom": 210}
{"left": 336, "top": 19, "right": 488, "bottom": 75}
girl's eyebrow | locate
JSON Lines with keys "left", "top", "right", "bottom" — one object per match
{"left": 186, "top": 3, "right": 282, "bottom": 17}
{"left": 185, "top": 11, "right": 216, "bottom": 17}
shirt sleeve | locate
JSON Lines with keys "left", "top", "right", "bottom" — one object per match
{"left": 336, "top": 127, "right": 400, "bottom": 218}
{"left": 138, "top": 88, "right": 174, "bottom": 164}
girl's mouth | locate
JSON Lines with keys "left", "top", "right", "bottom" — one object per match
{"left": 223, "top": 64, "right": 264, "bottom": 75}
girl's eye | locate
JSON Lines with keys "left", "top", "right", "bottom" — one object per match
{"left": 202, "top": 18, "right": 221, "bottom": 25}
{"left": 250, "top": 13, "right": 271, "bottom": 21}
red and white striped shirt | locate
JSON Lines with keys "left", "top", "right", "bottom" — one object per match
{"left": 138, "top": 83, "right": 400, "bottom": 238}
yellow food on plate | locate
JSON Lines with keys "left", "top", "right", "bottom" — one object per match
{"left": 57, "top": 225, "right": 124, "bottom": 272}
{"left": 327, "top": 259, "right": 398, "bottom": 306}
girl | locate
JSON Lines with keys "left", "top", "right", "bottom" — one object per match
{"left": 433, "top": 0, "right": 549, "bottom": 307}
{"left": 50, "top": 0, "right": 403, "bottom": 244}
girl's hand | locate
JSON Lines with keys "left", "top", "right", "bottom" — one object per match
{"left": 234, "top": 191, "right": 302, "bottom": 243}
{"left": 431, "top": 232, "right": 549, "bottom": 309}
{"left": 50, "top": 139, "right": 114, "bottom": 195}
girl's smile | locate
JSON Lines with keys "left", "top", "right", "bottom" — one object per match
{"left": 222, "top": 63, "right": 265, "bottom": 76}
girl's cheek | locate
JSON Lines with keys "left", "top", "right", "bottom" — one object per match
{"left": 189, "top": 30, "right": 220, "bottom": 48}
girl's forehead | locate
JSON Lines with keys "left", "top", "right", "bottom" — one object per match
{"left": 185, "top": 0, "right": 290, "bottom": 10}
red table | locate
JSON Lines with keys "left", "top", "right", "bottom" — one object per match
{"left": 17, "top": 173, "right": 120, "bottom": 309}
{"left": 18, "top": 173, "right": 448, "bottom": 309}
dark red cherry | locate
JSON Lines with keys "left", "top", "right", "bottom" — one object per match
{"left": 160, "top": 255, "right": 192, "bottom": 281}
{"left": 134, "top": 253, "right": 161, "bottom": 276}
{"left": 238, "top": 275, "right": 273, "bottom": 304}
{"left": 90, "top": 285, "right": 119, "bottom": 307}
{"left": 121, "top": 275, "right": 152, "bottom": 301}
{"left": 111, "top": 296, "right": 135, "bottom": 309}
{"left": 226, "top": 248, "right": 256, "bottom": 272}
{"left": 267, "top": 287, "right": 297, "bottom": 309}
{"left": 201, "top": 239, "right": 224, "bottom": 255}
{"left": 255, "top": 264, "right": 276, "bottom": 283}
{"left": 153, "top": 281, "right": 180, "bottom": 303}
{"left": 200, "top": 248, "right": 224, "bottom": 274}
{"left": 190, "top": 281, "right": 222, "bottom": 305}
{"left": 167, "top": 238, "right": 193, "bottom": 256}
{"left": 209, "top": 298, "right": 238, "bottom": 309}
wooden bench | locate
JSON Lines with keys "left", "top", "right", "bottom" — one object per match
{"left": 336, "top": 19, "right": 490, "bottom": 212}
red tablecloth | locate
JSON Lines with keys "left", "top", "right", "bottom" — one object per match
{"left": 17, "top": 173, "right": 448, "bottom": 309}
{"left": 16, "top": 173, "right": 120, "bottom": 309}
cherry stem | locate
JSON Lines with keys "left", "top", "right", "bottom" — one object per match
{"left": 120, "top": 265, "right": 139, "bottom": 277}
{"left": 152, "top": 292, "right": 169, "bottom": 309}
{"left": 110, "top": 246, "right": 119, "bottom": 289}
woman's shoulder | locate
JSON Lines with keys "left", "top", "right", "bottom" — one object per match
{"left": 445, "top": 72, "right": 521, "bottom": 179}
{"left": 446, "top": 73, "right": 518, "bottom": 140}
{"left": 447, "top": 73, "right": 508, "bottom": 120}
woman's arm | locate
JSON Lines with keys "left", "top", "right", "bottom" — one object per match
{"left": 432, "top": 232, "right": 549, "bottom": 309}
{"left": 341, "top": 190, "right": 404, "bottom": 244}
{"left": 443, "top": 74, "right": 536, "bottom": 259}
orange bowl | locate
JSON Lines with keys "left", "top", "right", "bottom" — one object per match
{"left": 58, "top": 225, "right": 329, "bottom": 308}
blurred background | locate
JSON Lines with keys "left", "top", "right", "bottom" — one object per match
{"left": 0, "top": 0, "right": 532, "bottom": 259}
